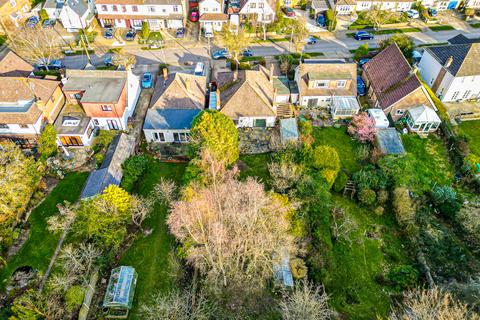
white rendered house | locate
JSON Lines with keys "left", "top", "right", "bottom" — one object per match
{"left": 239, "top": 0, "right": 275, "bottom": 23}
{"left": 199, "top": 0, "right": 228, "bottom": 32}
{"left": 43, "top": 0, "right": 95, "bottom": 31}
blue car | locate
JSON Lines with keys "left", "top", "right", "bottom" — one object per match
{"left": 359, "top": 58, "right": 371, "bottom": 67}
{"left": 212, "top": 49, "right": 231, "bottom": 59}
{"left": 357, "top": 76, "right": 366, "bottom": 96}
{"left": 104, "top": 28, "right": 114, "bottom": 39}
{"left": 306, "top": 36, "right": 318, "bottom": 45}
{"left": 142, "top": 72, "right": 153, "bottom": 89}
{"left": 176, "top": 27, "right": 185, "bottom": 38}
{"left": 428, "top": 8, "right": 438, "bottom": 17}
{"left": 316, "top": 14, "right": 326, "bottom": 27}
{"left": 26, "top": 16, "right": 39, "bottom": 28}
{"left": 36, "top": 59, "right": 64, "bottom": 70}
{"left": 243, "top": 48, "right": 254, "bottom": 57}
{"left": 104, "top": 57, "right": 114, "bottom": 66}
{"left": 354, "top": 31, "right": 374, "bottom": 41}
{"left": 125, "top": 29, "right": 136, "bottom": 41}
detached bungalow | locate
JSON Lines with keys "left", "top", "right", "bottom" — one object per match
{"left": 0, "top": 50, "right": 34, "bottom": 77}
{"left": 362, "top": 43, "right": 435, "bottom": 121}
{"left": 143, "top": 72, "right": 206, "bottom": 143}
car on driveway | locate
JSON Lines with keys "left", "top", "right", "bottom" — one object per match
{"left": 316, "top": 14, "right": 326, "bottom": 26}
{"left": 36, "top": 59, "right": 64, "bottom": 70}
{"left": 142, "top": 72, "right": 153, "bottom": 89}
{"left": 282, "top": 7, "right": 295, "bottom": 17}
{"left": 42, "top": 19, "right": 56, "bottom": 28}
{"left": 104, "top": 57, "right": 114, "bottom": 66}
{"left": 125, "top": 29, "right": 136, "bottom": 41}
{"left": 354, "top": 31, "right": 374, "bottom": 40}
{"left": 26, "top": 16, "right": 39, "bottom": 28}
{"left": 176, "top": 27, "right": 185, "bottom": 38}
{"left": 190, "top": 8, "right": 199, "bottom": 22}
{"left": 428, "top": 8, "right": 438, "bottom": 17}
{"left": 358, "top": 58, "right": 371, "bottom": 67}
{"left": 357, "top": 76, "right": 366, "bottom": 96}
{"left": 306, "top": 36, "right": 317, "bottom": 45}
{"left": 212, "top": 48, "right": 231, "bottom": 59}
{"left": 242, "top": 48, "right": 254, "bottom": 57}
{"left": 104, "top": 28, "right": 114, "bottom": 39}
{"left": 406, "top": 9, "right": 419, "bottom": 18}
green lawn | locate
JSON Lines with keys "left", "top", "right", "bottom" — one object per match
{"left": 312, "top": 127, "right": 362, "bottom": 173}
{"left": 324, "top": 195, "right": 411, "bottom": 319}
{"left": 428, "top": 25, "right": 455, "bottom": 31}
{"left": 239, "top": 153, "right": 272, "bottom": 185}
{"left": 347, "top": 28, "right": 420, "bottom": 37}
{"left": 458, "top": 120, "right": 480, "bottom": 157}
{"left": 0, "top": 35, "right": 5, "bottom": 46}
{"left": 471, "top": 23, "right": 480, "bottom": 28}
{"left": 119, "top": 159, "right": 186, "bottom": 319}
{"left": 0, "top": 172, "right": 88, "bottom": 289}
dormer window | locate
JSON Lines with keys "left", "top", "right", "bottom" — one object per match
{"left": 314, "top": 80, "right": 328, "bottom": 88}
{"left": 0, "top": 124, "right": 9, "bottom": 129}
{"left": 337, "top": 80, "right": 346, "bottom": 88}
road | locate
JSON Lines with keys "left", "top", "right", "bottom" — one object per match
{"left": 61, "top": 28, "right": 480, "bottom": 71}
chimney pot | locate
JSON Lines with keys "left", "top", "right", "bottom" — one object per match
{"left": 216, "top": 88, "right": 220, "bottom": 109}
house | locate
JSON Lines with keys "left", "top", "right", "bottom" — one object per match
{"left": 54, "top": 103, "right": 96, "bottom": 147}
{"left": 0, "top": 77, "right": 65, "bottom": 148}
{"left": 43, "top": 0, "right": 95, "bottom": 31}
{"left": 239, "top": 0, "right": 275, "bottom": 24}
{"left": 311, "top": 0, "right": 329, "bottom": 15}
{"left": 355, "top": 0, "right": 414, "bottom": 12}
{"left": 62, "top": 69, "right": 141, "bottom": 131}
{"left": 418, "top": 37, "right": 480, "bottom": 102}
{"left": 143, "top": 72, "right": 206, "bottom": 143}
{"left": 80, "top": 133, "right": 135, "bottom": 199}
{"left": 0, "top": 50, "right": 33, "bottom": 77}
{"left": 405, "top": 105, "right": 441, "bottom": 133}
{"left": 199, "top": 0, "right": 227, "bottom": 32}
{"left": 465, "top": 0, "right": 480, "bottom": 8}
{"left": 0, "top": 0, "right": 31, "bottom": 27}
{"left": 294, "top": 59, "right": 360, "bottom": 118}
{"left": 362, "top": 43, "right": 435, "bottom": 121}
{"left": 95, "top": 0, "right": 185, "bottom": 30}
{"left": 214, "top": 66, "right": 278, "bottom": 127}
{"left": 330, "top": 0, "right": 356, "bottom": 15}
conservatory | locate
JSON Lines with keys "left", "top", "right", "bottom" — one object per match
{"left": 405, "top": 105, "right": 441, "bottom": 133}
{"left": 330, "top": 97, "right": 360, "bottom": 119}
{"left": 103, "top": 266, "right": 138, "bottom": 319}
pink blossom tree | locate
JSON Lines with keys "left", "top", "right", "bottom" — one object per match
{"left": 347, "top": 112, "right": 377, "bottom": 143}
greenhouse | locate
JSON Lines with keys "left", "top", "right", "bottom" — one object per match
{"left": 103, "top": 266, "right": 138, "bottom": 319}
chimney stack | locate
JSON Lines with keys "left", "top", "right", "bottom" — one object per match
{"left": 185, "top": 77, "right": 191, "bottom": 92}
{"left": 444, "top": 56, "right": 453, "bottom": 68}
{"left": 162, "top": 67, "right": 168, "bottom": 81}
{"left": 216, "top": 88, "right": 220, "bottom": 109}
{"left": 269, "top": 64, "right": 274, "bottom": 83}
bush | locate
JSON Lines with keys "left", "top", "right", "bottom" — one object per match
{"left": 354, "top": 43, "right": 370, "bottom": 61}
{"left": 65, "top": 285, "right": 85, "bottom": 312}
{"left": 312, "top": 145, "right": 340, "bottom": 188}
{"left": 393, "top": 187, "right": 415, "bottom": 228}
{"left": 431, "top": 185, "right": 460, "bottom": 219}
{"left": 142, "top": 21, "right": 150, "bottom": 39}
{"left": 358, "top": 188, "right": 376, "bottom": 206}
{"left": 94, "top": 153, "right": 105, "bottom": 167}
{"left": 290, "top": 258, "right": 308, "bottom": 279}
{"left": 121, "top": 155, "right": 149, "bottom": 192}
{"left": 377, "top": 189, "right": 389, "bottom": 204}
{"left": 352, "top": 165, "right": 387, "bottom": 191}
{"left": 387, "top": 265, "right": 418, "bottom": 290}
{"left": 39, "top": 9, "right": 49, "bottom": 21}
{"left": 38, "top": 124, "right": 58, "bottom": 160}
{"left": 333, "top": 171, "right": 348, "bottom": 193}
{"left": 374, "top": 206, "right": 384, "bottom": 215}
{"left": 325, "top": 9, "right": 337, "bottom": 31}
{"left": 92, "top": 130, "right": 116, "bottom": 153}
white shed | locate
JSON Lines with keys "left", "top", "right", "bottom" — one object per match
{"left": 406, "top": 105, "right": 441, "bottom": 133}
{"left": 367, "top": 109, "right": 389, "bottom": 129}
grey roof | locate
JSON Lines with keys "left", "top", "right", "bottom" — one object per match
{"left": 376, "top": 128, "right": 405, "bottom": 155}
{"left": 54, "top": 112, "right": 91, "bottom": 135}
{"left": 43, "top": 0, "right": 64, "bottom": 9}
{"left": 280, "top": 118, "right": 299, "bottom": 143}
{"left": 448, "top": 34, "right": 480, "bottom": 45}
{"left": 273, "top": 77, "right": 290, "bottom": 95}
{"left": 425, "top": 43, "right": 480, "bottom": 76}
{"left": 81, "top": 133, "right": 135, "bottom": 199}
{"left": 143, "top": 108, "right": 201, "bottom": 130}
{"left": 311, "top": 0, "right": 329, "bottom": 10}
{"left": 65, "top": 0, "right": 89, "bottom": 16}
{"left": 64, "top": 70, "right": 127, "bottom": 103}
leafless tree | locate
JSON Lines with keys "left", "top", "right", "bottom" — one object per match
{"left": 364, "top": 6, "right": 396, "bottom": 30}
{"left": 151, "top": 178, "right": 177, "bottom": 205}
{"left": 268, "top": 160, "right": 303, "bottom": 193}
{"left": 279, "top": 280, "right": 331, "bottom": 320}
{"left": 131, "top": 195, "right": 153, "bottom": 229}
{"left": 8, "top": 27, "right": 62, "bottom": 69}
{"left": 47, "top": 201, "right": 77, "bottom": 233}
{"left": 330, "top": 206, "right": 357, "bottom": 245}
{"left": 112, "top": 49, "right": 136, "bottom": 70}
{"left": 139, "top": 289, "right": 217, "bottom": 320}
{"left": 390, "top": 287, "right": 480, "bottom": 320}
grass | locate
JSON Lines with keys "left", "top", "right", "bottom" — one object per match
{"left": 119, "top": 159, "right": 186, "bottom": 319}
{"left": 0, "top": 35, "right": 5, "bottom": 46}
{"left": 471, "top": 23, "right": 480, "bottom": 28}
{"left": 95, "top": 65, "right": 117, "bottom": 70}
{"left": 347, "top": 28, "right": 421, "bottom": 37}
{"left": 0, "top": 172, "right": 88, "bottom": 289}
{"left": 428, "top": 25, "right": 455, "bottom": 31}
{"left": 255, "top": 37, "right": 289, "bottom": 43}
{"left": 239, "top": 153, "right": 272, "bottom": 185}
{"left": 324, "top": 195, "right": 411, "bottom": 319}
{"left": 147, "top": 32, "right": 163, "bottom": 41}
{"left": 458, "top": 120, "right": 480, "bottom": 157}
{"left": 312, "top": 127, "right": 362, "bottom": 174}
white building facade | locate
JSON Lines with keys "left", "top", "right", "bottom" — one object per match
{"left": 239, "top": 0, "right": 275, "bottom": 23}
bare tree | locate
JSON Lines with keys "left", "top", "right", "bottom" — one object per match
{"left": 47, "top": 201, "right": 77, "bottom": 233}
{"left": 8, "top": 27, "right": 62, "bottom": 69}
{"left": 364, "top": 6, "right": 396, "bottom": 30}
{"left": 167, "top": 174, "right": 296, "bottom": 295}
{"left": 330, "top": 206, "right": 357, "bottom": 245}
{"left": 151, "top": 178, "right": 177, "bottom": 205}
{"left": 11, "top": 289, "right": 66, "bottom": 320}
{"left": 219, "top": 25, "right": 251, "bottom": 70}
{"left": 290, "top": 17, "right": 309, "bottom": 54}
{"left": 112, "top": 49, "right": 136, "bottom": 70}
{"left": 131, "top": 195, "right": 153, "bottom": 229}
{"left": 279, "top": 280, "right": 331, "bottom": 320}
{"left": 139, "top": 289, "right": 217, "bottom": 320}
{"left": 268, "top": 160, "right": 303, "bottom": 193}
{"left": 390, "top": 287, "right": 480, "bottom": 320}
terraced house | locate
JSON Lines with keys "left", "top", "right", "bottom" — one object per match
{"left": 95, "top": 0, "right": 185, "bottom": 30}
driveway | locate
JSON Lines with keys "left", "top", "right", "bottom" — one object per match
{"left": 131, "top": 86, "right": 154, "bottom": 147}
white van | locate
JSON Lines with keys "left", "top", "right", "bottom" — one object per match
{"left": 204, "top": 24, "right": 214, "bottom": 38}
{"left": 194, "top": 62, "right": 205, "bottom": 76}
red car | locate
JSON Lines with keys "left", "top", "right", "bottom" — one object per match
{"left": 282, "top": 6, "right": 295, "bottom": 17}
{"left": 190, "top": 8, "right": 199, "bottom": 22}
{"left": 189, "top": 0, "right": 198, "bottom": 8}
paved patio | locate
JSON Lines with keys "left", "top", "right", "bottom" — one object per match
{"left": 239, "top": 127, "right": 282, "bottom": 154}
{"left": 445, "top": 101, "right": 480, "bottom": 122}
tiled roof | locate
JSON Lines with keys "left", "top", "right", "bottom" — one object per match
{"left": 425, "top": 43, "right": 480, "bottom": 77}
{"left": 363, "top": 43, "right": 422, "bottom": 109}
{"left": 297, "top": 62, "right": 357, "bottom": 97}
{"left": 95, "top": 0, "right": 182, "bottom": 5}
{"left": 200, "top": 13, "right": 228, "bottom": 21}
{"left": 97, "top": 13, "right": 183, "bottom": 20}
{"left": 0, "top": 50, "right": 33, "bottom": 77}
{"left": 150, "top": 73, "right": 206, "bottom": 110}
{"left": 447, "top": 34, "right": 480, "bottom": 45}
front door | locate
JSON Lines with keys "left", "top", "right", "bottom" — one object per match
{"left": 254, "top": 119, "right": 267, "bottom": 127}
{"left": 107, "top": 120, "right": 120, "bottom": 130}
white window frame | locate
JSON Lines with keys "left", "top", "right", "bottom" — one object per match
{"left": 314, "top": 80, "right": 329, "bottom": 88}
{"left": 337, "top": 80, "right": 346, "bottom": 88}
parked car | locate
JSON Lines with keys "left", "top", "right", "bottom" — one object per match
{"left": 428, "top": 8, "right": 438, "bottom": 17}
{"left": 142, "top": 72, "right": 153, "bottom": 89}
{"left": 189, "top": 0, "right": 199, "bottom": 8}
{"left": 36, "top": 59, "right": 64, "bottom": 70}
{"left": 176, "top": 27, "right": 185, "bottom": 38}
{"left": 242, "top": 48, "right": 254, "bottom": 57}
{"left": 357, "top": 76, "right": 366, "bottom": 96}
{"left": 26, "top": 16, "right": 39, "bottom": 28}
{"left": 316, "top": 14, "right": 326, "bottom": 27}
{"left": 406, "top": 9, "right": 419, "bottom": 19}
{"left": 42, "top": 19, "right": 56, "bottom": 28}
{"left": 354, "top": 31, "right": 374, "bottom": 40}
{"left": 306, "top": 36, "right": 317, "bottom": 45}
{"left": 125, "top": 29, "right": 136, "bottom": 41}
{"left": 194, "top": 62, "right": 205, "bottom": 76}
{"left": 190, "top": 8, "right": 199, "bottom": 22}
{"left": 103, "top": 28, "right": 114, "bottom": 39}
{"left": 212, "top": 48, "right": 231, "bottom": 59}
{"left": 204, "top": 24, "right": 214, "bottom": 38}
{"left": 282, "top": 7, "right": 295, "bottom": 17}
{"left": 359, "top": 58, "right": 370, "bottom": 67}
{"left": 104, "top": 57, "right": 114, "bottom": 66}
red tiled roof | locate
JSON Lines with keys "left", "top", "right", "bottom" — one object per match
{"left": 363, "top": 43, "right": 422, "bottom": 110}
{"left": 200, "top": 13, "right": 228, "bottom": 21}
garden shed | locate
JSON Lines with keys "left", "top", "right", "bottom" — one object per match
{"left": 405, "top": 105, "right": 441, "bottom": 133}
{"left": 330, "top": 97, "right": 360, "bottom": 119}
{"left": 375, "top": 128, "right": 405, "bottom": 155}
{"left": 280, "top": 118, "right": 299, "bottom": 145}
{"left": 103, "top": 266, "right": 138, "bottom": 319}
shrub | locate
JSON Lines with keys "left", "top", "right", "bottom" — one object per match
{"left": 92, "top": 130, "right": 116, "bottom": 153}
{"left": 290, "top": 258, "right": 308, "bottom": 279}
{"left": 393, "top": 187, "right": 415, "bottom": 227}
{"left": 374, "top": 206, "right": 384, "bottom": 215}
{"left": 94, "top": 153, "right": 105, "bottom": 167}
{"left": 142, "top": 21, "right": 150, "bottom": 39}
{"left": 379, "top": 34, "right": 414, "bottom": 61}
{"left": 325, "top": 9, "right": 337, "bottom": 31}
{"left": 358, "top": 188, "right": 376, "bottom": 206}
{"left": 38, "top": 124, "right": 58, "bottom": 160}
{"left": 333, "top": 171, "right": 348, "bottom": 193}
{"left": 268, "top": 160, "right": 303, "bottom": 193}
{"left": 38, "top": 9, "right": 49, "bottom": 21}
{"left": 387, "top": 265, "right": 418, "bottom": 290}
{"left": 65, "top": 285, "right": 85, "bottom": 312}
{"left": 352, "top": 165, "right": 387, "bottom": 191}
{"left": 347, "top": 112, "right": 376, "bottom": 143}
{"left": 431, "top": 185, "right": 460, "bottom": 219}
{"left": 121, "top": 155, "right": 149, "bottom": 192}
{"left": 354, "top": 43, "right": 370, "bottom": 61}
{"left": 377, "top": 189, "right": 389, "bottom": 204}
{"left": 312, "top": 145, "right": 340, "bottom": 188}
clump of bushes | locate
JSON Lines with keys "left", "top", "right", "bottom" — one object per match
{"left": 121, "top": 155, "right": 149, "bottom": 191}
{"left": 333, "top": 171, "right": 348, "bottom": 193}
{"left": 431, "top": 185, "right": 460, "bottom": 219}
{"left": 311, "top": 145, "right": 340, "bottom": 188}
{"left": 65, "top": 285, "right": 85, "bottom": 312}
{"left": 358, "top": 188, "right": 376, "bottom": 206}
{"left": 393, "top": 187, "right": 415, "bottom": 229}
{"left": 386, "top": 265, "right": 418, "bottom": 290}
